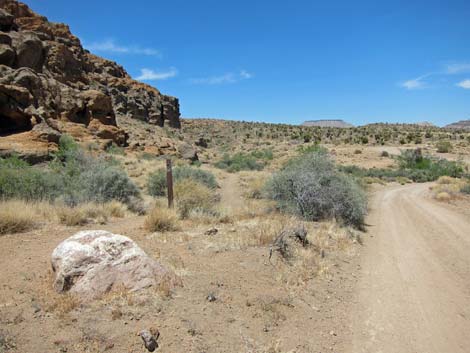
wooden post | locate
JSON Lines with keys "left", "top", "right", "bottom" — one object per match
{"left": 166, "top": 158, "right": 174, "bottom": 208}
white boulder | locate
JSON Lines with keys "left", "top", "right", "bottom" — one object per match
{"left": 51, "top": 230, "right": 177, "bottom": 298}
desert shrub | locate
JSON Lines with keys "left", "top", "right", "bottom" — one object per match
{"left": 0, "top": 158, "right": 62, "bottom": 201}
{"left": 297, "top": 144, "right": 327, "bottom": 154}
{"left": 144, "top": 207, "right": 180, "bottom": 232}
{"left": 106, "top": 143, "right": 126, "bottom": 155}
{"left": 147, "top": 166, "right": 217, "bottom": 197}
{"left": 341, "top": 153, "right": 465, "bottom": 183}
{"left": 380, "top": 151, "right": 390, "bottom": 157}
{"left": 0, "top": 136, "right": 140, "bottom": 208}
{"left": 214, "top": 153, "right": 264, "bottom": 172}
{"left": 79, "top": 166, "right": 139, "bottom": 205}
{"left": 266, "top": 151, "right": 367, "bottom": 229}
{"left": 174, "top": 179, "right": 219, "bottom": 219}
{"left": 251, "top": 148, "right": 274, "bottom": 160}
{"left": 460, "top": 183, "right": 470, "bottom": 194}
{"left": 436, "top": 140, "right": 452, "bottom": 153}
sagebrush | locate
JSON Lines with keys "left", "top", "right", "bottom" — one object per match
{"left": 266, "top": 151, "right": 367, "bottom": 228}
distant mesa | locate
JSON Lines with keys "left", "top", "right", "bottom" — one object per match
{"left": 302, "top": 120, "right": 354, "bottom": 128}
{"left": 415, "top": 121, "right": 436, "bottom": 127}
{"left": 444, "top": 120, "right": 470, "bottom": 130}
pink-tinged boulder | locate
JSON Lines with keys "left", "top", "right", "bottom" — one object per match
{"left": 51, "top": 230, "right": 178, "bottom": 299}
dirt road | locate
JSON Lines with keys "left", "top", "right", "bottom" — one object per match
{"left": 350, "top": 183, "right": 470, "bottom": 353}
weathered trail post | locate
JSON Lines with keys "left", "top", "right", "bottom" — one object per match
{"left": 166, "top": 158, "right": 174, "bottom": 208}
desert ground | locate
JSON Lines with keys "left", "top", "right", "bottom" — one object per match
{"left": 1, "top": 119, "right": 470, "bottom": 353}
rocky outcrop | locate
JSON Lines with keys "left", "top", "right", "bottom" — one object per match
{"left": 51, "top": 230, "right": 180, "bottom": 299}
{"left": 0, "top": 0, "right": 180, "bottom": 155}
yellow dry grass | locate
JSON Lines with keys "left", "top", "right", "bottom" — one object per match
{"left": 0, "top": 200, "right": 37, "bottom": 234}
{"left": 431, "top": 176, "right": 466, "bottom": 201}
{"left": 144, "top": 206, "right": 180, "bottom": 232}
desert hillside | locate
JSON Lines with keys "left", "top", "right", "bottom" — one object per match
{"left": 0, "top": 0, "right": 180, "bottom": 162}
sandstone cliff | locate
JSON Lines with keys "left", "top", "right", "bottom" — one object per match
{"left": 0, "top": 0, "right": 180, "bottom": 160}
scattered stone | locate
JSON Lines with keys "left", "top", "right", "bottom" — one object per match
{"left": 139, "top": 328, "right": 160, "bottom": 352}
{"left": 206, "top": 293, "right": 217, "bottom": 302}
{"left": 177, "top": 142, "right": 198, "bottom": 162}
{"left": 51, "top": 230, "right": 179, "bottom": 299}
{"left": 204, "top": 228, "right": 218, "bottom": 236}
{"left": 194, "top": 136, "right": 209, "bottom": 148}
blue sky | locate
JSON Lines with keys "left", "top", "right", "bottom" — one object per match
{"left": 27, "top": 0, "right": 470, "bottom": 126}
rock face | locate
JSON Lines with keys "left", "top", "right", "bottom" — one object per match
{"left": 302, "top": 119, "right": 353, "bottom": 128}
{"left": 444, "top": 120, "right": 470, "bottom": 130}
{"left": 51, "top": 230, "right": 179, "bottom": 299}
{"left": 0, "top": 0, "right": 181, "bottom": 154}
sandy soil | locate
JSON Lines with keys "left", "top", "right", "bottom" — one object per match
{"left": 0, "top": 171, "right": 361, "bottom": 353}
{"left": 350, "top": 183, "right": 470, "bottom": 353}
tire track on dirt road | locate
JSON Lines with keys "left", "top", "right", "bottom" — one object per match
{"left": 349, "top": 183, "right": 470, "bottom": 353}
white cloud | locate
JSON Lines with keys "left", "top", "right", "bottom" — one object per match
{"left": 190, "top": 70, "right": 253, "bottom": 85}
{"left": 85, "top": 39, "right": 160, "bottom": 56}
{"left": 457, "top": 79, "right": 470, "bottom": 89}
{"left": 240, "top": 70, "right": 253, "bottom": 79}
{"left": 401, "top": 75, "right": 428, "bottom": 90}
{"left": 135, "top": 68, "right": 178, "bottom": 81}
{"left": 446, "top": 63, "right": 470, "bottom": 74}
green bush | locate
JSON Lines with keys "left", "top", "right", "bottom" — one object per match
{"left": 266, "top": 151, "right": 367, "bottom": 229}
{"left": 341, "top": 149, "right": 465, "bottom": 183}
{"left": 147, "top": 166, "right": 218, "bottom": 197}
{"left": 0, "top": 136, "right": 140, "bottom": 207}
{"left": 215, "top": 153, "right": 264, "bottom": 172}
{"left": 0, "top": 162, "right": 62, "bottom": 201}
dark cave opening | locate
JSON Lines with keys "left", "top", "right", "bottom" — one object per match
{"left": 0, "top": 114, "right": 33, "bottom": 136}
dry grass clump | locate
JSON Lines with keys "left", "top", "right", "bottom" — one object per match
{"left": 0, "top": 200, "right": 37, "bottom": 234}
{"left": 430, "top": 176, "right": 467, "bottom": 201}
{"left": 395, "top": 176, "right": 412, "bottom": 185}
{"left": 185, "top": 207, "right": 232, "bottom": 225}
{"left": 209, "top": 215, "right": 288, "bottom": 250}
{"left": 39, "top": 271, "right": 80, "bottom": 318}
{"left": 102, "top": 201, "right": 128, "bottom": 218}
{"left": 56, "top": 206, "right": 89, "bottom": 226}
{"left": 56, "top": 201, "right": 129, "bottom": 226}
{"left": 174, "top": 179, "right": 219, "bottom": 219}
{"left": 239, "top": 172, "right": 268, "bottom": 199}
{"left": 435, "top": 192, "right": 451, "bottom": 202}
{"left": 362, "top": 176, "right": 386, "bottom": 185}
{"left": 144, "top": 206, "right": 180, "bottom": 232}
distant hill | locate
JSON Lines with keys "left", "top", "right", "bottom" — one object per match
{"left": 302, "top": 120, "right": 354, "bottom": 128}
{"left": 444, "top": 120, "right": 470, "bottom": 130}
